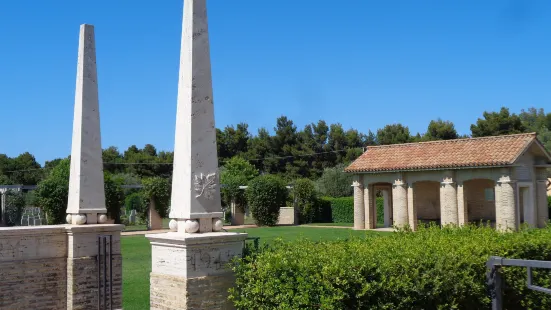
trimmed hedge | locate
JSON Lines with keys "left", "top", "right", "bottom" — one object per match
{"left": 318, "top": 196, "right": 384, "bottom": 225}
{"left": 230, "top": 225, "right": 551, "bottom": 309}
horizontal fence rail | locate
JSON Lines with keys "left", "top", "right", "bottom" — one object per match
{"left": 487, "top": 256, "right": 551, "bottom": 310}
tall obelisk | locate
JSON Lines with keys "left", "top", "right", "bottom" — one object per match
{"left": 169, "top": 0, "right": 223, "bottom": 233}
{"left": 147, "top": 1, "right": 247, "bottom": 308}
{"left": 66, "top": 24, "right": 107, "bottom": 225}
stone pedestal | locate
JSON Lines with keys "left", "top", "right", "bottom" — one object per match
{"left": 149, "top": 199, "right": 163, "bottom": 230}
{"left": 230, "top": 202, "right": 244, "bottom": 226}
{"left": 66, "top": 224, "right": 123, "bottom": 310}
{"left": 147, "top": 232, "right": 247, "bottom": 310}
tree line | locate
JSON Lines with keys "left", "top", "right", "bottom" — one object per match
{"left": 1, "top": 106, "right": 550, "bottom": 185}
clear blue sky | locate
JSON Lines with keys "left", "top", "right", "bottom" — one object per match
{"left": 1, "top": 0, "right": 550, "bottom": 164}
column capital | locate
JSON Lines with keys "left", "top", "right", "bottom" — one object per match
{"left": 497, "top": 179, "right": 517, "bottom": 184}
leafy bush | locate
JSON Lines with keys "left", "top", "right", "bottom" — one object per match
{"left": 292, "top": 178, "right": 318, "bottom": 224}
{"left": 4, "top": 190, "right": 25, "bottom": 226}
{"left": 36, "top": 158, "right": 70, "bottom": 224}
{"left": 246, "top": 175, "right": 288, "bottom": 226}
{"left": 221, "top": 157, "right": 258, "bottom": 213}
{"left": 376, "top": 196, "right": 384, "bottom": 225}
{"left": 326, "top": 196, "right": 354, "bottom": 223}
{"left": 317, "top": 196, "right": 385, "bottom": 225}
{"left": 230, "top": 225, "right": 551, "bottom": 309}
{"left": 36, "top": 158, "right": 126, "bottom": 224}
{"left": 104, "top": 173, "right": 124, "bottom": 223}
{"left": 125, "top": 191, "right": 148, "bottom": 221}
{"left": 142, "top": 177, "right": 171, "bottom": 218}
{"left": 315, "top": 164, "right": 353, "bottom": 198}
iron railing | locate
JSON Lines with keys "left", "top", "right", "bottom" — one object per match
{"left": 486, "top": 256, "right": 551, "bottom": 310}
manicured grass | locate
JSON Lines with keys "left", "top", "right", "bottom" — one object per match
{"left": 121, "top": 226, "right": 389, "bottom": 309}
{"left": 123, "top": 218, "right": 171, "bottom": 231}
{"left": 303, "top": 222, "right": 354, "bottom": 227}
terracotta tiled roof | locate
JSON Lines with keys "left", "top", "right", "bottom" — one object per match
{"left": 345, "top": 133, "right": 542, "bottom": 173}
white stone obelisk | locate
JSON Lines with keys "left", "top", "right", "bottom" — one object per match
{"left": 146, "top": 2, "right": 247, "bottom": 308}
{"left": 169, "top": 0, "right": 223, "bottom": 234}
{"left": 66, "top": 24, "right": 107, "bottom": 225}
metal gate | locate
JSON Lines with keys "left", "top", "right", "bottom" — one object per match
{"left": 97, "top": 235, "right": 113, "bottom": 310}
{"left": 487, "top": 256, "right": 551, "bottom": 310}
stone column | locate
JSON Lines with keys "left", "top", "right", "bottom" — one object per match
{"left": 392, "top": 180, "right": 408, "bottom": 228}
{"left": 536, "top": 180, "right": 549, "bottom": 228}
{"left": 457, "top": 182, "right": 467, "bottom": 226}
{"left": 146, "top": 1, "right": 247, "bottom": 309}
{"left": 364, "top": 183, "right": 375, "bottom": 229}
{"left": 64, "top": 24, "right": 124, "bottom": 310}
{"left": 382, "top": 189, "right": 391, "bottom": 227}
{"left": 148, "top": 199, "right": 163, "bottom": 230}
{"left": 230, "top": 201, "right": 245, "bottom": 226}
{"left": 407, "top": 184, "right": 417, "bottom": 231}
{"left": 353, "top": 176, "right": 365, "bottom": 230}
{"left": 66, "top": 24, "right": 107, "bottom": 225}
{"left": 496, "top": 177, "right": 518, "bottom": 231}
{"left": 0, "top": 189, "right": 6, "bottom": 226}
{"left": 440, "top": 180, "right": 459, "bottom": 226}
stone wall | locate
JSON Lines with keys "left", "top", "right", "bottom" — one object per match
{"left": 278, "top": 207, "right": 297, "bottom": 225}
{"left": 464, "top": 179, "right": 496, "bottom": 221}
{"left": 413, "top": 181, "right": 440, "bottom": 220}
{"left": 0, "top": 225, "right": 123, "bottom": 310}
{"left": 0, "top": 227, "right": 67, "bottom": 310}
{"left": 151, "top": 273, "right": 235, "bottom": 310}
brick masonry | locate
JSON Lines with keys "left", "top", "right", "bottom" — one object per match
{"left": 151, "top": 273, "right": 236, "bottom": 310}
{"left": 413, "top": 181, "right": 441, "bottom": 220}
{"left": 0, "top": 257, "right": 67, "bottom": 309}
{"left": 67, "top": 255, "right": 122, "bottom": 310}
{"left": 0, "top": 225, "right": 123, "bottom": 310}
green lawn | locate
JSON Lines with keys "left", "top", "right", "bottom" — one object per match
{"left": 123, "top": 218, "right": 171, "bottom": 231}
{"left": 303, "top": 222, "right": 354, "bottom": 227}
{"left": 121, "top": 226, "right": 388, "bottom": 309}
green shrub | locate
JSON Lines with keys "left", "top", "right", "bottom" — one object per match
{"left": 125, "top": 191, "right": 148, "bottom": 221}
{"left": 4, "top": 190, "right": 25, "bottom": 226}
{"left": 316, "top": 196, "right": 385, "bottom": 225}
{"left": 313, "top": 197, "right": 332, "bottom": 223}
{"left": 376, "top": 196, "right": 384, "bottom": 225}
{"left": 292, "top": 178, "right": 318, "bottom": 224}
{"left": 104, "top": 173, "right": 124, "bottom": 224}
{"left": 327, "top": 196, "right": 354, "bottom": 223}
{"left": 36, "top": 158, "right": 70, "bottom": 224}
{"left": 246, "top": 175, "right": 288, "bottom": 226}
{"left": 142, "top": 177, "right": 171, "bottom": 218}
{"left": 230, "top": 225, "right": 551, "bottom": 309}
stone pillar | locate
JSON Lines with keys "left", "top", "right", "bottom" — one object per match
{"left": 440, "top": 180, "right": 459, "bottom": 226}
{"left": 382, "top": 189, "right": 391, "bottom": 227}
{"left": 496, "top": 177, "right": 518, "bottom": 231}
{"left": 230, "top": 201, "right": 245, "bottom": 226}
{"left": 0, "top": 189, "right": 6, "bottom": 226}
{"left": 146, "top": 1, "right": 247, "bottom": 309}
{"left": 66, "top": 24, "right": 107, "bottom": 225}
{"left": 63, "top": 24, "right": 124, "bottom": 309}
{"left": 364, "top": 183, "right": 375, "bottom": 229}
{"left": 536, "top": 180, "right": 549, "bottom": 228}
{"left": 148, "top": 199, "right": 163, "bottom": 230}
{"left": 457, "top": 182, "right": 467, "bottom": 226}
{"left": 407, "top": 184, "right": 417, "bottom": 231}
{"left": 353, "top": 176, "right": 365, "bottom": 230}
{"left": 392, "top": 180, "right": 408, "bottom": 228}
{"left": 66, "top": 225, "right": 123, "bottom": 309}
